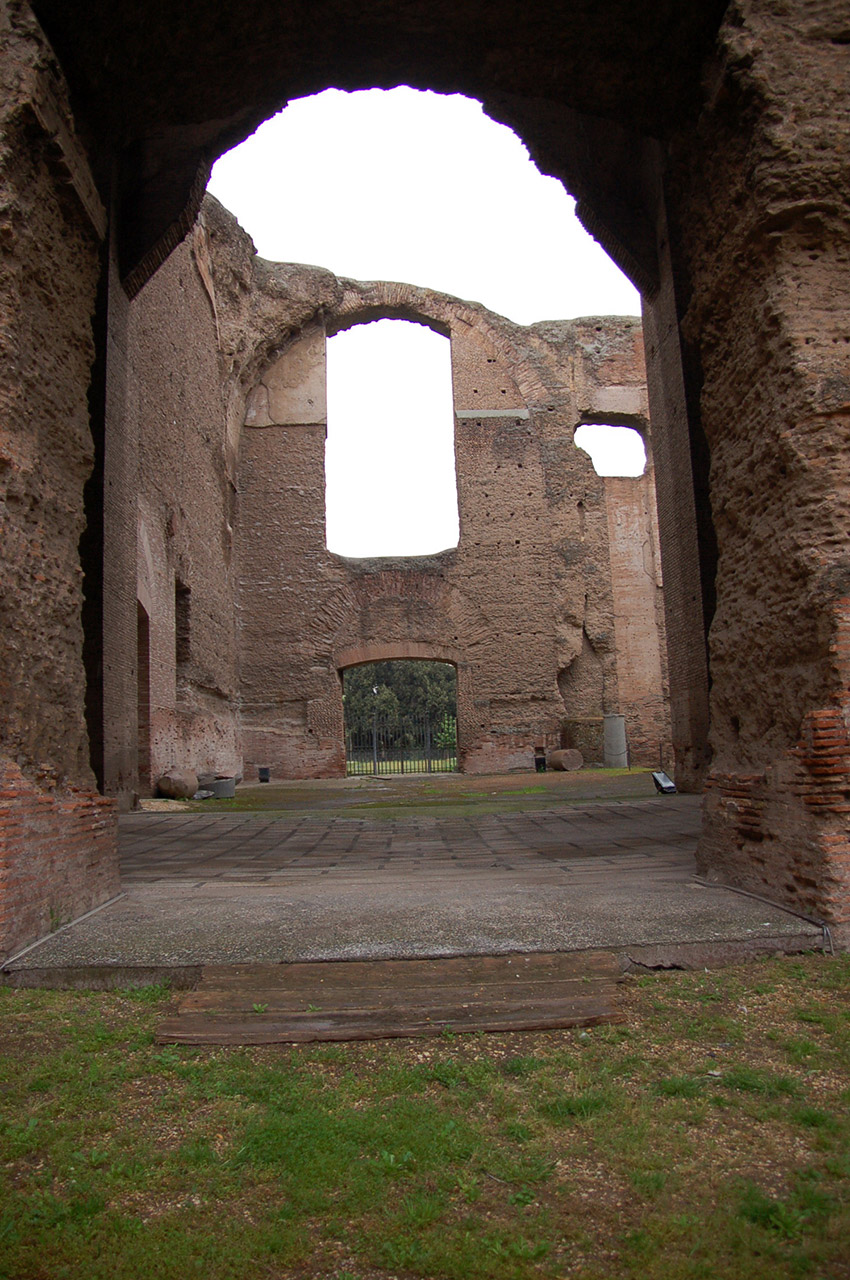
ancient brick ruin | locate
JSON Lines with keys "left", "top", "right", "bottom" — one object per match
{"left": 129, "top": 198, "right": 669, "bottom": 786}
{"left": 1, "top": 0, "right": 848, "bottom": 959}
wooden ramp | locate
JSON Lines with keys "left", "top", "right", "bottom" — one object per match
{"left": 156, "top": 950, "right": 624, "bottom": 1045}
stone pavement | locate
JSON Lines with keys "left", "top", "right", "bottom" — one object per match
{"left": 3, "top": 782, "right": 824, "bottom": 977}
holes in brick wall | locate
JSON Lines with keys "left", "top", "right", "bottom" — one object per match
{"left": 574, "top": 423, "right": 646, "bottom": 476}
{"left": 326, "top": 319, "right": 459, "bottom": 556}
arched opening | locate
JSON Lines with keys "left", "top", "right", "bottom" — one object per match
{"left": 207, "top": 88, "right": 640, "bottom": 323}
{"left": 214, "top": 88, "right": 674, "bottom": 789}
{"left": 342, "top": 659, "right": 458, "bottom": 775}
{"left": 125, "top": 85, "right": 686, "bottom": 810}
{"left": 325, "top": 318, "right": 458, "bottom": 557}
{"left": 6, "top": 0, "right": 846, "bottom": 966}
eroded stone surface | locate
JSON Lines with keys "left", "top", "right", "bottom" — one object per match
{"left": 547, "top": 749, "right": 584, "bottom": 772}
{"left": 1, "top": 0, "right": 849, "bottom": 959}
{"left": 125, "top": 199, "right": 670, "bottom": 782}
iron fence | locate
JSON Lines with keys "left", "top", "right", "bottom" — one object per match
{"left": 345, "top": 713, "right": 457, "bottom": 775}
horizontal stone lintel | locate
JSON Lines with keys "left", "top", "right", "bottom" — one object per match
{"left": 244, "top": 420, "right": 327, "bottom": 432}
{"left": 455, "top": 408, "right": 530, "bottom": 419}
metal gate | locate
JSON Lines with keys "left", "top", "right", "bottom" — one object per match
{"left": 345, "top": 713, "right": 457, "bottom": 775}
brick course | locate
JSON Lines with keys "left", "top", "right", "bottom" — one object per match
{"left": 0, "top": 760, "right": 118, "bottom": 963}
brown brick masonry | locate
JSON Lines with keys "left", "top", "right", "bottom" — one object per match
{"left": 699, "top": 707, "right": 850, "bottom": 929}
{"left": 0, "top": 760, "right": 119, "bottom": 963}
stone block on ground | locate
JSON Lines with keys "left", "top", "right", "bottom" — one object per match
{"left": 156, "top": 769, "right": 199, "bottom": 800}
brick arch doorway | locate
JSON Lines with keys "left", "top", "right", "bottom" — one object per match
{"left": 335, "top": 643, "right": 467, "bottom": 775}
{"left": 5, "top": 4, "right": 848, "bottom": 960}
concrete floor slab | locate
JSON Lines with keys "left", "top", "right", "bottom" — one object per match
{"left": 3, "top": 784, "right": 824, "bottom": 976}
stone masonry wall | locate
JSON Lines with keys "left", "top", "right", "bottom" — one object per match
{"left": 604, "top": 474, "right": 669, "bottom": 769}
{"left": 190, "top": 201, "right": 671, "bottom": 778}
{"left": 0, "top": 4, "right": 118, "bottom": 962}
{"left": 664, "top": 1, "right": 850, "bottom": 931}
{"left": 128, "top": 219, "right": 241, "bottom": 792}
{"left": 0, "top": 760, "right": 116, "bottom": 961}
{"left": 4, "top": 0, "right": 849, "bottom": 957}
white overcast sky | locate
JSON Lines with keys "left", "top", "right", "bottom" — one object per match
{"left": 208, "top": 88, "right": 644, "bottom": 556}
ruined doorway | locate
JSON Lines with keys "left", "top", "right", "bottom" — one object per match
{"left": 136, "top": 602, "right": 152, "bottom": 796}
{"left": 5, "top": 2, "right": 849, "bottom": 963}
{"left": 342, "top": 659, "right": 458, "bottom": 775}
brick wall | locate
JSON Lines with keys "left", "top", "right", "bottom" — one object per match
{"left": 128, "top": 219, "right": 242, "bottom": 792}
{"left": 604, "top": 472, "right": 670, "bottom": 767}
{"left": 207, "top": 223, "right": 671, "bottom": 779}
{"left": 0, "top": 5, "right": 119, "bottom": 960}
{"left": 671, "top": 2, "right": 850, "bottom": 928}
{"left": 0, "top": 761, "right": 118, "bottom": 964}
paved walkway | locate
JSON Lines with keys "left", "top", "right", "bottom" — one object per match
{"left": 5, "top": 783, "right": 823, "bottom": 975}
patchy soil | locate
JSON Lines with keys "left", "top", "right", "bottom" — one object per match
{"left": 171, "top": 768, "right": 658, "bottom": 821}
{"left": 0, "top": 954, "right": 848, "bottom": 1279}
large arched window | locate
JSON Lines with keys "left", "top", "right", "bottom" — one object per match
{"left": 325, "top": 318, "right": 459, "bottom": 557}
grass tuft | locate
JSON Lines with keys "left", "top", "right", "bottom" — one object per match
{"left": 656, "top": 1074, "right": 705, "bottom": 1098}
{"left": 720, "top": 1066, "right": 798, "bottom": 1097}
{"left": 537, "top": 1090, "right": 610, "bottom": 1122}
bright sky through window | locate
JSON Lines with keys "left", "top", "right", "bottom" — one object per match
{"left": 574, "top": 424, "right": 647, "bottom": 477}
{"left": 325, "top": 321, "right": 458, "bottom": 557}
{"left": 208, "top": 88, "right": 644, "bottom": 552}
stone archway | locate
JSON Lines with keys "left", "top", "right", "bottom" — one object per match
{"left": 336, "top": 648, "right": 461, "bottom": 777}
{"left": 2, "top": 1, "right": 849, "bottom": 961}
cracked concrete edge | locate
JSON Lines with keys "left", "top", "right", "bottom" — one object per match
{"left": 615, "top": 931, "right": 827, "bottom": 973}
{"left": 0, "top": 931, "right": 829, "bottom": 991}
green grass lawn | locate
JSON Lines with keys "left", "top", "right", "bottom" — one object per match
{"left": 2, "top": 953, "right": 849, "bottom": 1279}
{"left": 345, "top": 756, "right": 457, "bottom": 776}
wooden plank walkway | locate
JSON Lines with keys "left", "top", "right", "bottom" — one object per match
{"left": 156, "top": 950, "right": 624, "bottom": 1045}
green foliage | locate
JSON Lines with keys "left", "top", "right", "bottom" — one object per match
{"left": 737, "top": 1173, "right": 837, "bottom": 1242}
{"left": 121, "top": 981, "right": 172, "bottom": 1003}
{"left": 500, "top": 1056, "right": 544, "bottom": 1078}
{"left": 343, "top": 659, "right": 457, "bottom": 735}
{"left": 656, "top": 1075, "right": 706, "bottom": 1098}
{"left": 630, "top": 1169, "right": 668, "bottom": 1196}
{"left": 720, "top": 1066, "right": 798, "bottom": 1097}
{"left": 790, "top": 1106, "right": 839, "bottom": 1132}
